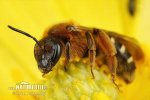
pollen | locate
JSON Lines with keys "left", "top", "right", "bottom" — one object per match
{"left": 40, "top": 60, "right": 119, "bottom": 100}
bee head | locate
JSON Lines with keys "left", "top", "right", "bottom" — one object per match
{"left": 34, "top": 38, "right": 61, "bottom": 74}
{"left": 8, "top": 25, "right": 62, "bottom": 74}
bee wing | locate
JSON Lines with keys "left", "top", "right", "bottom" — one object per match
{"left": 106, "top": 31, "right": 144, "bottom": 61}
{"left": 78, "top": 26, "right": 144, "bottom": 61}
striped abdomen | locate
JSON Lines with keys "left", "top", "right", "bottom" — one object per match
{"left": 110, "top": 37, "right": 136, "bottom": 83}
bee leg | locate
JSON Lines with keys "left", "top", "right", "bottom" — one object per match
{"left": 85, "top": 31, "right": 96, "bottom": 79}
{"left": 93, "top": 29, "right": 119, "bottom": 89}
{"left": 106, "top": 54, "right": 121, "bottom": 90}
{"left": 64, "top": 42, "right": 71, "bottom": 71}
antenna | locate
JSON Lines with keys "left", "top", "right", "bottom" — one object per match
{"left": 8, "top": 25, "right": 42, "bottom": 50}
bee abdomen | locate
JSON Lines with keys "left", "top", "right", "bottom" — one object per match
{"left": 110, "top": 37, "right": 136, "bottom": 83}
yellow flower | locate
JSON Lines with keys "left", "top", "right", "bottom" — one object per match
{"left": 0, "top": 0, "right": 150, "bottom": 100}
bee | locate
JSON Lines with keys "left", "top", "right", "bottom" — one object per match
{"left": 8, "top": 22, "right": 144, "bottom": 84}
